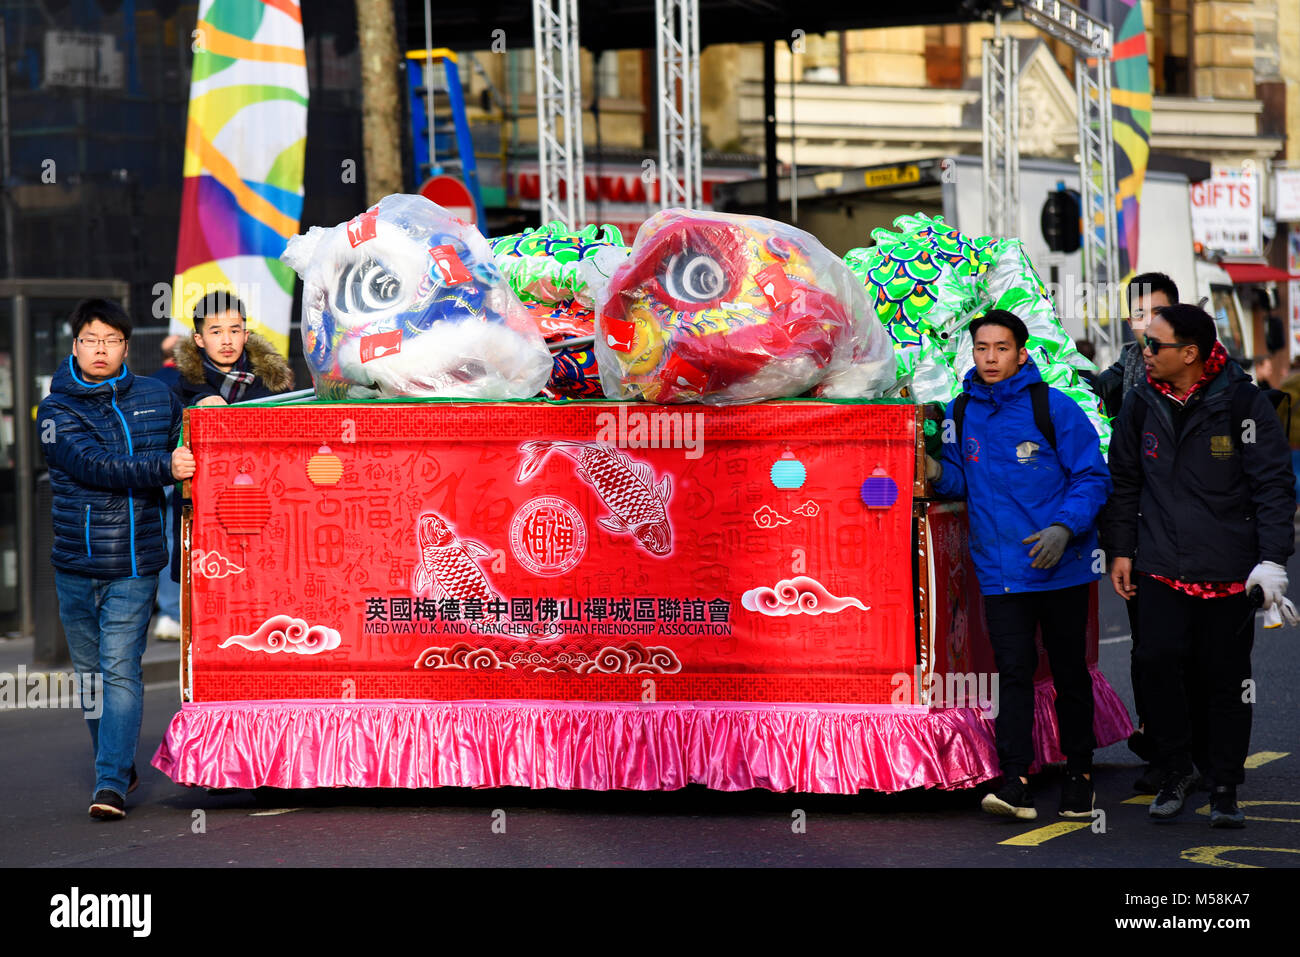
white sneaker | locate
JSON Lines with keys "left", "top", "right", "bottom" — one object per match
{"left": 152, "top": 615, "right": 181, "bottom": 641}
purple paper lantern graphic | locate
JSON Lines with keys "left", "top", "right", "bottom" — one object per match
{"left": 860, "top": 466, "right": 899, "bottom": 509}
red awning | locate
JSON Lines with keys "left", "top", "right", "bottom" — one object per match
{"left": 1220, "top": 262, "right": 1299, "bottom": 284}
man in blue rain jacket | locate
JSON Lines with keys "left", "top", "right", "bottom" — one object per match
{"left": 927, "top": 309, "right": 1111, "bottom": 822}
{"left": 37, "top": 298, "right": 195, "bottom": 821}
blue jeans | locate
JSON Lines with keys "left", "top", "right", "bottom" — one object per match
{"left": 155, "top": 487, "right": 180, "bottom": 619}
{"left": 54, "top": 570, "right": 159, "bottom": 799}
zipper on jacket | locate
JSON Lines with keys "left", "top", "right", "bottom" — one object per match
{"left": 84, "top": 505, "right": 91, "bottom": 557}
{"left": 110, "top": 383, "right": 139, "bottom": 578}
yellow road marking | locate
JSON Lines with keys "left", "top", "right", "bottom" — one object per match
{"left": 1181, "top": 846, "right": 1300, "bottom": 868}
{"left": 1244, "top": 751, "right": 1289, "bottom": 769}
{"left": 998, "top": 821, "right": 1091, "bottom": 846}
{"left": 1124, "top": 794, "right": 1154, "bottom": 805}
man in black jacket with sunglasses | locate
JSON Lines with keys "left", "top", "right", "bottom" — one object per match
{"left": 1106, "top": 304, "right": 1295, "bottom": 828}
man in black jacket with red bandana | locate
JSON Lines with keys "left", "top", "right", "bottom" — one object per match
{"left": 1106, "top": 304, "right": 1296, "bottom": 827}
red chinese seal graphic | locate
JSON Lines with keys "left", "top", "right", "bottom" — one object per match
{"left": 510, "top": 496, "right": 587, "bottom": 576}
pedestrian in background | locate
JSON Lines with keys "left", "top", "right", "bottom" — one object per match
{"left": 149, "top": 334, "right": 184, "bottom": 641}
{"left": 1094, "top": 271, "right": 1178, "bottom": 789}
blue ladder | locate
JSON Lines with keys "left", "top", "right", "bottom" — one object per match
{"left": 405, "top": 48, "right": 487, "bottom": 231}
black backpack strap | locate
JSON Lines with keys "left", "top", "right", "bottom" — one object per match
{"left": 953, "top": 385, "right": 1056, "bottom": 449}
{"left": 952, "top": 392, "right": 971, "bottom": 446}
{"left": 1029, "top": 381, "right": 1057, "bottom": 449}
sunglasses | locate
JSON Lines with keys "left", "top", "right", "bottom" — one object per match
{"left": 1142, "top": 335, "right": 1191, "bottom": 355}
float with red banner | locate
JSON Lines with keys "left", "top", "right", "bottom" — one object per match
{"left": 152, "top": 197, "right": 1131, "bottom": 794}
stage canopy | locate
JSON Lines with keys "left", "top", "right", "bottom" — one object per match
{"left": 404, "top": 0, "right": 1007, "bottom": 50}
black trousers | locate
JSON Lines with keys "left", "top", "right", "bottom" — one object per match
{"left": 983, "top": 584, "right": 1096, "bottom": 779}
{"left": 1135, "top": 575, "right": 1254, "bottom": 787}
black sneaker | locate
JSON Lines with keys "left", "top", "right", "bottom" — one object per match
{"left": 1059, "top": 772, "right": 1095, "bottom": 818}
{"left": 1149, "top": 769, "right": 1198, "bottom": 821}
{"left": 88, "top": 790, "right": 125, "bottom": 820}
{"left": 1133, "top": 765, "right": 1161, "bottom": 794}
{"left": 981, "top": 776, "right": 1037, "bottom": 820}
{"left": 1127, "top": 729, "right": 1154, "bottom": 762}
{"left": 1209, "top": 786, "right": 1246, "bottom": 829}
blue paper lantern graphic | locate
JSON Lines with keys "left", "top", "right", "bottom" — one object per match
{"left": 860, "top": 467, "right": 899, "bottom": 508}
{"left": 770, "top": 451, "right": 806, "bottom": 490}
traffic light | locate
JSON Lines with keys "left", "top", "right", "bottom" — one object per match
{"left": 1041, "top": 182, "right": 1081, "bottom": 254}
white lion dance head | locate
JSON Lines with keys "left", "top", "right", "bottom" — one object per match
{"left": 282, "top": 194, "right": 552, "bottom": 399}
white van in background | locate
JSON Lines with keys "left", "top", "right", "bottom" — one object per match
{"left": 942, "top": 154, "right": 1252, "bottom": 367}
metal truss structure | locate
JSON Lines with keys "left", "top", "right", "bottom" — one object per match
{"left": 532, "top": 0, "right": 586, "bottom": 225}
{"left": 982, "top": 28, "right": 1019, "bottom": 240}
{"left": 655, "top": 0, "right": 702, "bottom": 209}
{"left": 983, "top": 0, "right": 1118, "bottom": 351}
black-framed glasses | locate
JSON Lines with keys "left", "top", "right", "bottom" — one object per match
{"left": 1142, "top": 335, "right": 1190, "bottom": 355}
{"left": 76, "top": 336, "right": 126, "bottom": 350}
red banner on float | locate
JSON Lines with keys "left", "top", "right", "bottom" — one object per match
{"left": 183, "top": 400, "right": 918, "bottom": 704}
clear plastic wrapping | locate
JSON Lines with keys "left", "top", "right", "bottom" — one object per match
{"left": 595, "top": 208, "right": 894, "bottom": 405}
{"left": 281, "top": 193, "right": 552, "bottom": 399}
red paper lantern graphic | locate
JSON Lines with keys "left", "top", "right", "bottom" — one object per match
{"left": 860, "top": 466, "right": 898, "bottom": 509}
{"left": 216, "top": 473, "right": 272, "bottom": 534}
{"left": 307, "top": 445, "right": 343, "bottom": 487}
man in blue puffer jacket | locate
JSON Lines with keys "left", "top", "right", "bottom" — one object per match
{"left": 927, "top": 310, "right": 1111, "bottom": 822}
{"left": 38, "top": 298, "right": 195, "bottom": 820}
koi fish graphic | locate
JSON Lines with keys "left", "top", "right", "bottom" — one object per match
{"left": 413, "top": 512, "right": 500, "bottom": 607}
{"left": 413, "top": 512, "right": 559, "bottom": 639}
{"left": 516, "top": 441, "right": 673, "bottom": 556}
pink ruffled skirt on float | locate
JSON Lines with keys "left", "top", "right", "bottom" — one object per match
{"left": 154, "top": 667, "right": 1131, "bottom": 793}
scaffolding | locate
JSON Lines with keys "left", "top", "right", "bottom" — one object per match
{"left": 981, "top": 25, "right": 1019, "bottom": 240}
{"left": 988, "top": 0, "right": 1119, "bottom": 356}
{"left": 532, "top": 0, "right": 586, "bottom": 225}
{"left": 655, "top": 0, "right": 702, "bottom": 209}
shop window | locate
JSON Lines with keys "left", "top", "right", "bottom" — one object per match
{"left": 925, "top": 25, "right": 963, "bottom": 90}
{"left": 1152, "top": 1, "right": 1192, "bottom": 96}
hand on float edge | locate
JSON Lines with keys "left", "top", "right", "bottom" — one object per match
{"left": 171, "top": 445, "right": 196, "bottom": 481}
{"left": 925, "top": 455, "right": 942, "bottom": 482}
{"left": 1024, "top": 523, "right": 1070, "bottom": 569}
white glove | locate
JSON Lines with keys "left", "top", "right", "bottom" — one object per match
{"left": 1246, "top": 561, "right": 1289, "bottom": 609}
{"left": 925, "top": 455, "right": 942, "bottom": 482}
{"left": 1263, "top": 597, "right": 1300, "bottom": 629}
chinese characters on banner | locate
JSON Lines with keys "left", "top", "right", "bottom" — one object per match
{"left": 186, "top": 401, "right": 918, "bottom": 704}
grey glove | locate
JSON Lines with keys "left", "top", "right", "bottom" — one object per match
{"left": 1023, "top": 523, "right": 1072, "bottom": 570}
{"left": 925, "top": 455, "right": 942, "bottom": 482}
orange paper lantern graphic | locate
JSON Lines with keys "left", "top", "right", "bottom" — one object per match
{"left": 216, "top": 473, "right": 272, "bottom": 535}
{"left": 308, "top": 445, "right": 343, "bottom": 487}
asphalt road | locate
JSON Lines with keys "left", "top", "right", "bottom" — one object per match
{"left": 3, "top": 512, "right": 1300, "bottom": 878}
{"left": 2, "top": 582, "right": 1297, "bottom": 873}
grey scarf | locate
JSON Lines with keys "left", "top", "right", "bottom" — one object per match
{"left": 1121, "top": 341, "right": 1145, "bottom": 396}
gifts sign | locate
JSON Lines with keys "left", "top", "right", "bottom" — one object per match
{"left": 183, "top": 401, "right": 918, "bottom": 703}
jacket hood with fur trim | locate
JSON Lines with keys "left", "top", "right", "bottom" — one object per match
{"left": 175, "top": 331, "right": 293, "bottom": 394}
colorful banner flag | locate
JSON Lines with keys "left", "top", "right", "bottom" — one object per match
{"left": 1086, "top": 0, "right": 1151, "bottom": 283}
{"left": 171, "top": 0, "right": 307, "bottom": 355}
